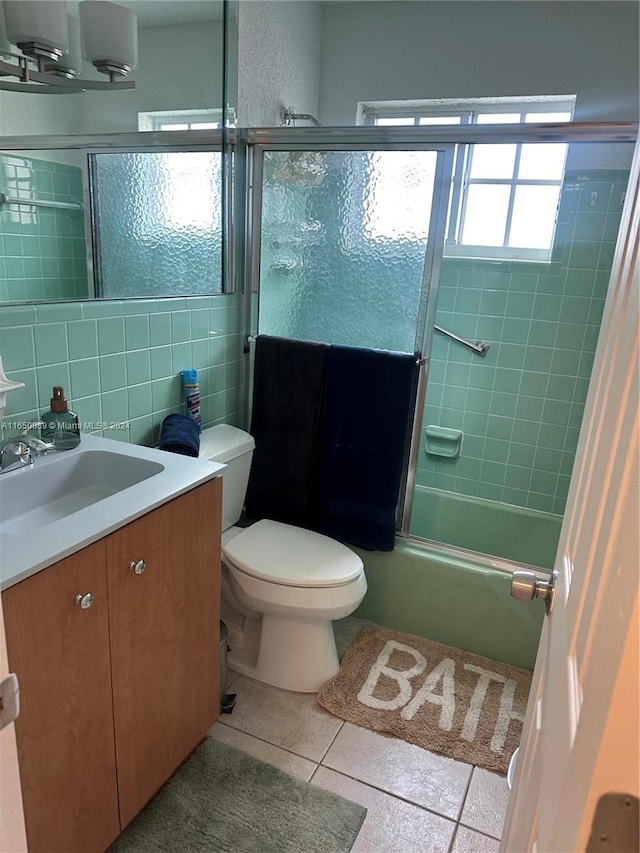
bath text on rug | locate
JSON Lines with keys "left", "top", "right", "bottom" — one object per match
{"left": 356, "top": 639, "right": 524, "bottom": 755}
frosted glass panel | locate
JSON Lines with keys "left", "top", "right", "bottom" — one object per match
{"left": 258, "top": 149, "right": 438, "bottom": 352}
{"left": 92, "top": 152, "right": 222, "bottom": 298}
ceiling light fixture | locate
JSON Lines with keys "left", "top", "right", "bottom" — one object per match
{"left": 0, "top": 0, "right": 138, "bottom": 94}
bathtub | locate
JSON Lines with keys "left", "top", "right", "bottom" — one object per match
{"left": 409, "top": 485, "right": 562, "bottom": 570}
{"left": 352, "top": 534, "right": 547, "bottom": 671}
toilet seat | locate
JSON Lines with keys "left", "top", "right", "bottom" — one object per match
{"left": 222, "top": 519, "right": 363, "bottom": 588}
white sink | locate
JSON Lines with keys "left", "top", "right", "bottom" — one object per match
{"left": 0, "top": 448, "right": 164, "bottom": 534}
{"left": 0, "top": 434, "right": 225, "bottom": 592}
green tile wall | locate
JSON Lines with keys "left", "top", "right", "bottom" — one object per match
{"left": 0, "top": 295, "right": 242, "bottom": 447}
{"left": 418, "top": 168, "right": 629, "bottom": 515}
{"left": 0, "top": 154, "right": 89, "bottom": 303}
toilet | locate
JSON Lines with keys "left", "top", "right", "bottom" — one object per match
{"left": 200, "top": 424, "right": 367, "bottom": 693}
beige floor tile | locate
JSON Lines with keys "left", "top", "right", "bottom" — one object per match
{"left": 311, "top": 766, "right": 456, "bottom": 853}
{"left": 208, "top": 721, "right": 317, "bottom": 781}
{"left": 225, "top": 669, "right": 240, "bottom": 690}
{"left": 451, "top": 825, "right": 501, "bottom": 852}
{"left": 459, "top": 767, "right": 510, "bottom": 839}
{"left": 221, "top": 675, "right": 344, "bottom": 761}
{"left": 322, "top": 722, "right": 472, "bottom": 820}
{"left": 333, "top": 615, "right": 375, "bottom": 660}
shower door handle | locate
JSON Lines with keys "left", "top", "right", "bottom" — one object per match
{"left": 510, "top": 569, "right": 557, "bottom": 614}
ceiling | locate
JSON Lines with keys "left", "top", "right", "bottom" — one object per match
{"left": 66, "top": 1, "right": 224, "bottom": 28}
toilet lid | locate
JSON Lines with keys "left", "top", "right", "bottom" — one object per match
{"left": 222, "top": 519, "right": 363, "bottom": 587}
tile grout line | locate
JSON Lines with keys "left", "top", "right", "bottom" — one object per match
{"left": 317, "top": 719, "right": 345, "bottom": 764}
{"left": 455, "top": 764, "right": 476, "bottom": 823}
{"left": 216, "top": 715, "right": 468, "bottom": 830}
{"left": 447, "top": 822, "right": 461, "bottom": 853}
{"left": 457, "top": 819, "right": 502, "bottom": 843}
{"left": 311, "top": 764, "right": 460, "bottom": 829}
{"left": 215, "top": 716, "right": 327, "bottom": 770}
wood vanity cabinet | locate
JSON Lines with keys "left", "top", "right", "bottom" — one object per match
{"left": 2, "top": 477, "right": 222, "bottom": 853}
{"left": 2, "top": 540, "right": 120, "bottom": 853}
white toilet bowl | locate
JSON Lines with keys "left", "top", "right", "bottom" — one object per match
{"left": 222, "top": 519, "right": 367, "bottom": 692}
{"left": 200, "top": 425, "right": 368, "bottom": 693}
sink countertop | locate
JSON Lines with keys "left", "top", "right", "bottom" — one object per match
{"left": 0, "top": 434, "right": 225, "bottom": 591}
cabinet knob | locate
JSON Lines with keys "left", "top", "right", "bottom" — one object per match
{"left": 129, "top": 559, "right": 146, "bottom": 575}
{"left": 74, "top": 593, "right": 94, "bottom": 610}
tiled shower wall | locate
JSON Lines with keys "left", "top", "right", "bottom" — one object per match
{"left": 0, "top": 154, "right": 89, "bottom": 303}
{"left": 0, "top": 295, "right": 242, "bottom": 447}
{"left": 418, "top": 168, "right": 629, "bottom": 515}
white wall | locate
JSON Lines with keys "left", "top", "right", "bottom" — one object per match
{"left": 318, "top": 1, "right": 639, "bottom": 126}
{"left": 0, "top": 91, "right": 76, "bottom": 138}
{"left": 75, "top": 21, "right": 225, "bottom": 134}
{"left": 237, "top": 0, "right": 322, "bottom": 127}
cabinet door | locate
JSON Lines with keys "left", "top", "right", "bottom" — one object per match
{"left": 2, "top": 541, "right": 120, "bottom": 853}
{"left": 107, "top": 478, "right": 221, "bottom": 827}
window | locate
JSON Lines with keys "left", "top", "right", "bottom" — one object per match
{"left": 138, "top": 110, "right": 222, "bottom": 132}
{"left": 361, "top": 97, "right": 576, "bottom": 261}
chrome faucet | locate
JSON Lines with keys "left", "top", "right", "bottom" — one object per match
{"left": 0, "top": 430, "right": 55, "bottom": 475}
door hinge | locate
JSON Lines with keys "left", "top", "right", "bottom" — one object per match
{"left": 586, "top": 793, "right": 639, "bottom": 852}
{"left": 0, "top": 673, "right": 20, "bottom": 730}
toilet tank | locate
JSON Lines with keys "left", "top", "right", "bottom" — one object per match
{"left": 199, "top": 425, "right": 255, "bottom": 531}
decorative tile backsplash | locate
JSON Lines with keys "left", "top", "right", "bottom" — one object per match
{"left": 417, "top": 168, "right": 629, "bottom": 515}
{"left": 0, "top": 154, "right": 89, "bottom": 303}
{"left": 0, "top": 294, "right": 242, "bottom": 448}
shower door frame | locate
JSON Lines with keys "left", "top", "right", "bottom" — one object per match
{"left": 235, "top": 127, "right": 456, "bottom": 530}
{"left": 232, "top": 123, "right": 640, "bottom": 553}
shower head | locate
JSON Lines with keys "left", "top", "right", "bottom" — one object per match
{"left": 281, "top": 106, "right": 321, "bottom": 127}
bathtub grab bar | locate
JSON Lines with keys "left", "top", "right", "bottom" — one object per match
{"left": 434, "top": 325, "right": 490, "bottom": 357}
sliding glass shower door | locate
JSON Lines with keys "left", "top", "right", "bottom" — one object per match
{"left": 253, "top": 144, "right": 452, "bottom": 354}
{"left": 242, "top": 128, "right": 635, "bottom": 573}
{"left": 246, "top": 137, "right": 453, "bottom": 535}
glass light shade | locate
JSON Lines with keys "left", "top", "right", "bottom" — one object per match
{"left": 66, "top": 14, "right": 82, "bottom": 70}
{"left": 0, "top": 5, "right": 12, "bottom": 56}
{"left": 3, "top": 1, "right": 69, "bottom": 52}
{"left": 45, "top": 14, "right": 82, "bottom": 75}
{"left": 79, "top": 1, "right": 138, "bottom": 71}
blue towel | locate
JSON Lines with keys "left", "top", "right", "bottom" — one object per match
{"left": 159, "top": 413, "right": 200, "bottom": 458}
{"left": 317, "top": 345, "right": 419, "bottom": 551}
{"left": 245, "top": 335, "right": 329, "bottom": 526}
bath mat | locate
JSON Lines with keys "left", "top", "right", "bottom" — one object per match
{"left": 318, "top": 626, "right": 532, "bottom": 774}
{"left": 109, "top": 737, "right": 366, "bottom": 853}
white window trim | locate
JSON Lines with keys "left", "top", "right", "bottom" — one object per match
{"left": 138, "top": 109, "right": 223, "bottom": 132}
{"left": 358, "top": 95, "right": 577, "bottom": 125}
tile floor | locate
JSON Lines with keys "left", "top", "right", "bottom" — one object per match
{"left": 208, "top": 618, "right": 511, "bottom": 853}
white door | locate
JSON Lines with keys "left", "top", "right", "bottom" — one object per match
{"left": 0, "top": 592, "right": 27, "bottom": 853}
{"left": 501, "top": 142, "right": 640, "bottom": 852}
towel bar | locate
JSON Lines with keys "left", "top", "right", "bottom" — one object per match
{"left": 434, "top": 325, "right": 490, "bottom": 357}
{"left": 0, "top": 192, "right": 83, "bottom": 212}
{"left": 245, "top": 335, "right": 424, "bottom": 364}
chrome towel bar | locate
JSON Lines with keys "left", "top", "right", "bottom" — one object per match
{"left": 434, "top": 325, "right": 490, "bottom": 357}
{"left": 0, "top": 192, "right": 83, "bottom": 212}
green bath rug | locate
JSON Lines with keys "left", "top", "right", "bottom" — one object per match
{"left": 110, "top": 737, "right": 366, "bottom": 853}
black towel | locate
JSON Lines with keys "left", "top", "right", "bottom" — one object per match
{"left": 317, "top": 345, "right": 419, "bottom": 551}
{"left": 245, "top": 335, "right": 329, "bottom": 526}
{"left": 159, "top": 413, "right": 200, "bottom": 458}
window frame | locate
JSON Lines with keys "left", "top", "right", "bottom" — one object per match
{"left": 137, "top": 109, "right": 223, "bottom": 132}
{"left": 360, "top": 97, "right": 576, "bottom": 261}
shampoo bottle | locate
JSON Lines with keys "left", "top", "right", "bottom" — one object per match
{"left": 41, "top": 386, "right": 81, "bottom": 450}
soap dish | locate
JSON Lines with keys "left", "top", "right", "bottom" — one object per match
{"left": 425, "top": 425, "right": 463, "bottom": 458}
